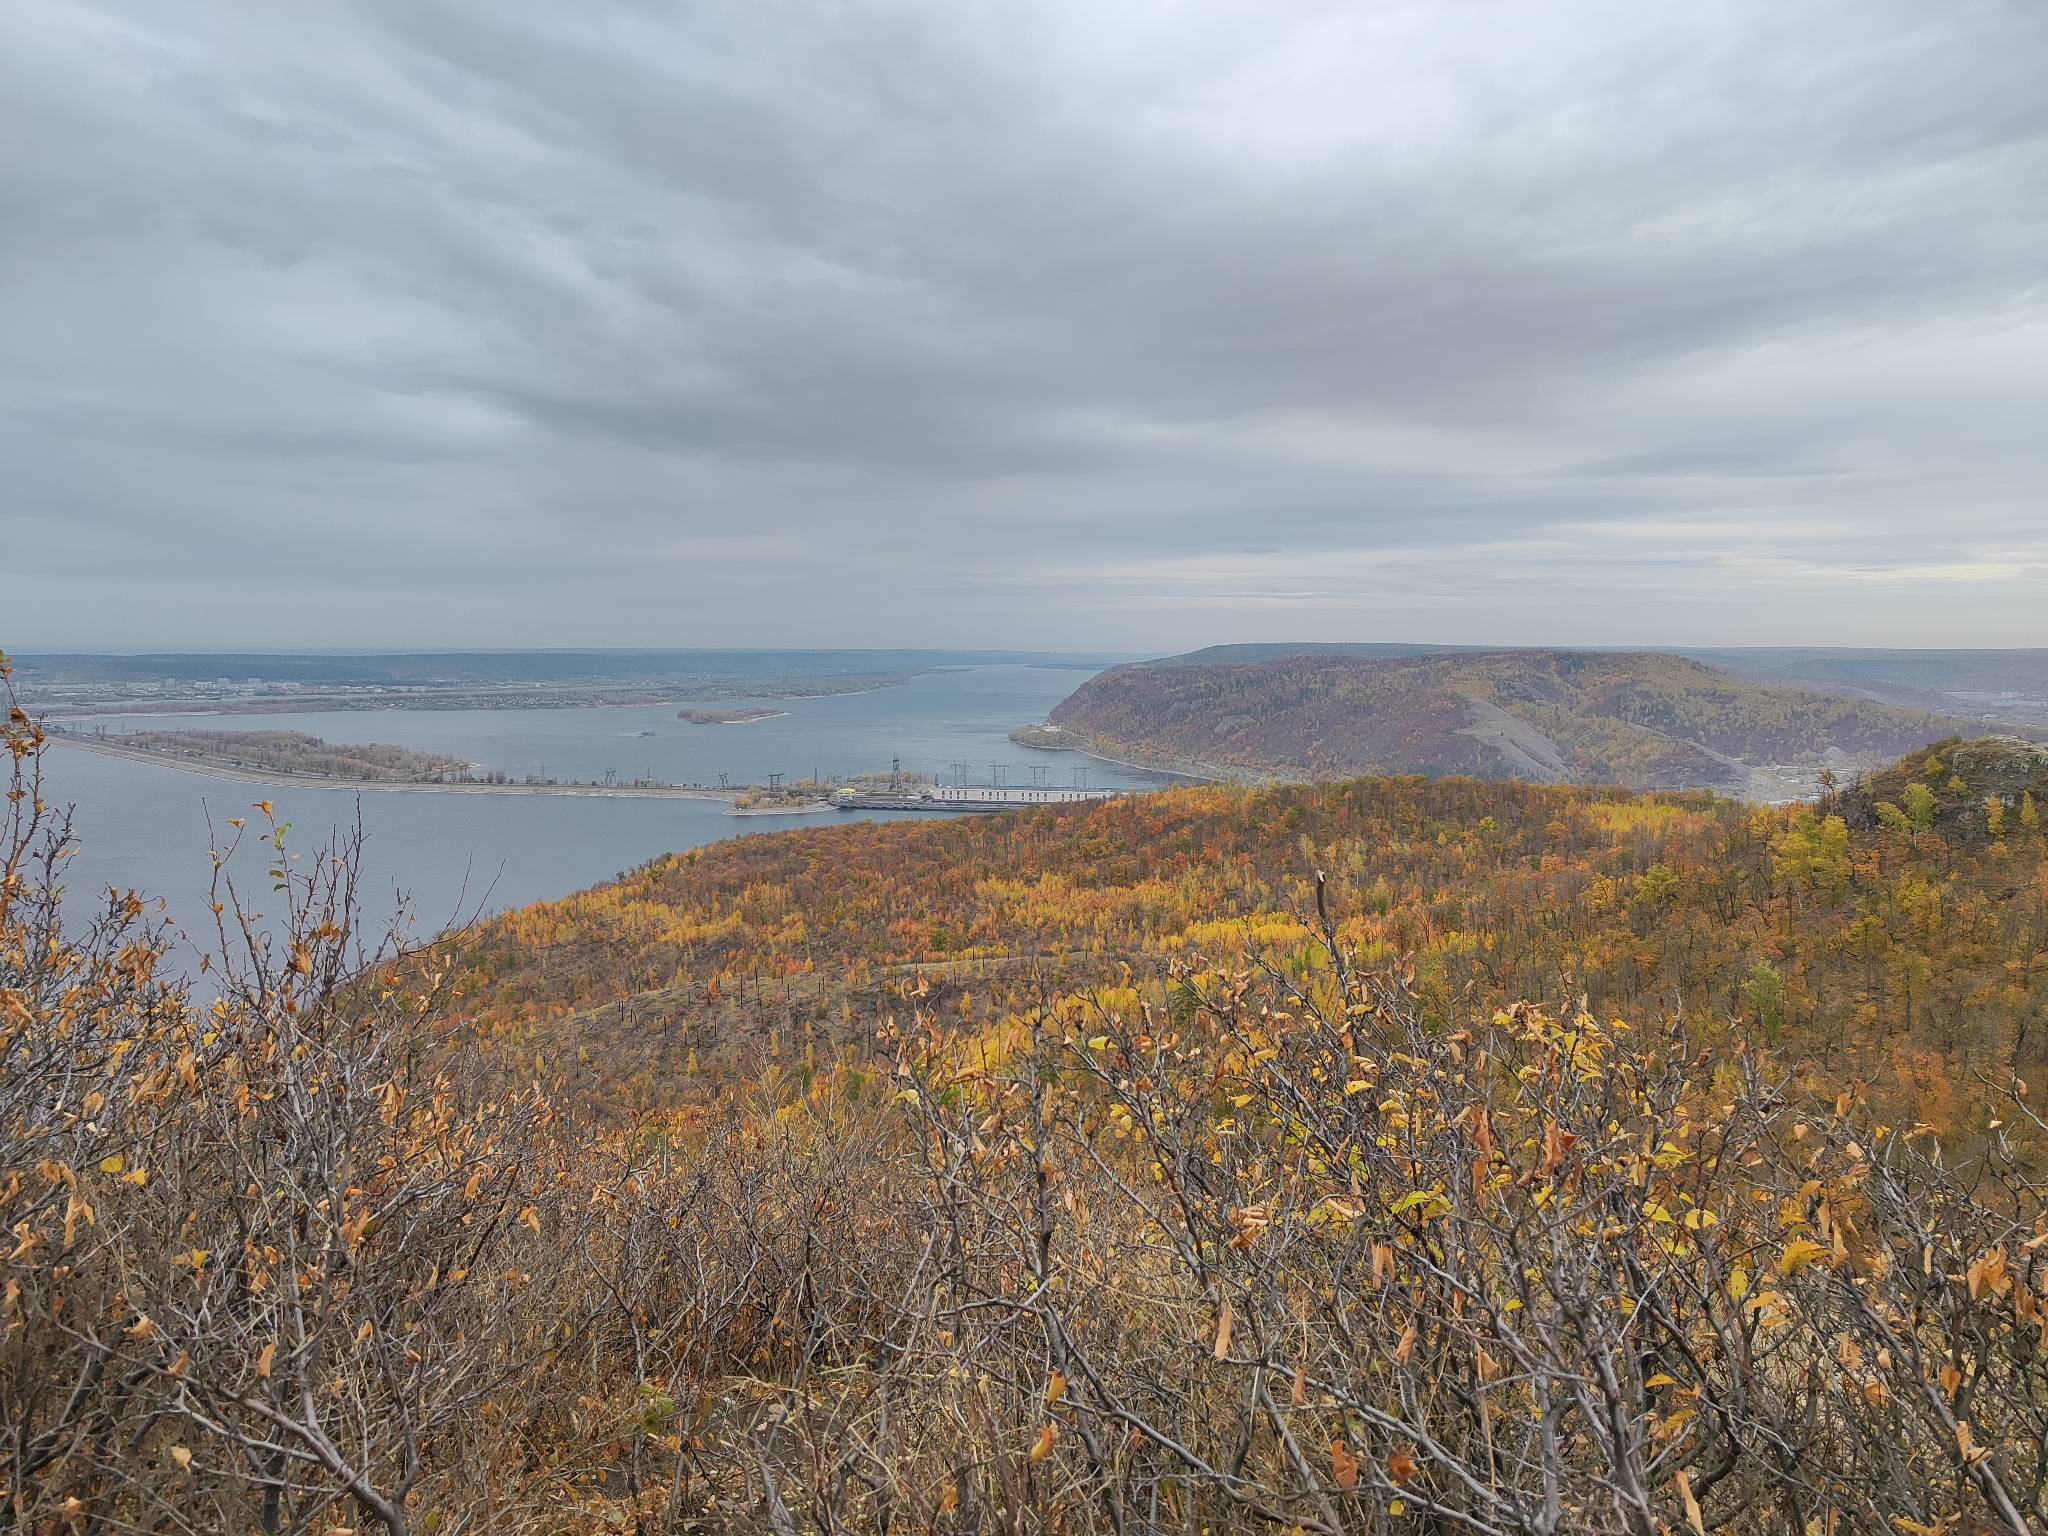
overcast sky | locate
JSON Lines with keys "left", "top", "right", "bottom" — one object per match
{"left": 5, "top": 0, "right": 2045, "bottom": 650}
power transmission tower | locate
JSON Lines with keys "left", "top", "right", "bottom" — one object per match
{"left": 767, "top": 771, "right": 784, "bottom": 791}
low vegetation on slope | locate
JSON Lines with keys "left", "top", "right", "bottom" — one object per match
{"left": 445, "top": 735, "right": 2048, "bottom": 1130}
{"left": 11, "top": 664, "right": 2048, "bottom": 1532}
{"left": 1040, "top": 648, "right": 1992, "bottom": 791}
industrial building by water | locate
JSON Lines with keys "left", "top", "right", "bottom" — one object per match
{"left": 832, "top": 782, "right": 1124, "bottom": 812}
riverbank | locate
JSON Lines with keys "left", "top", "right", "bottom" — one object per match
{"left": 48, "top": 736, "right": 740, "bottom": 802}
{"left": 35, "top": 676, "right": 910, "bottom": 721}
{"left": 1007, "top": 724, "right": 1225, "bottom": 785}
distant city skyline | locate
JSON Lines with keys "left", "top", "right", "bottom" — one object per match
{"left": 6, "top": 1, "right": 2044, "bottom": 649}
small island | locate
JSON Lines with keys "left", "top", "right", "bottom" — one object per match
{"left": 74, "top": 728, "right": 476, "bottom": 783}
{"left": 679, "top": 707, "right": 789, "bottom": 725}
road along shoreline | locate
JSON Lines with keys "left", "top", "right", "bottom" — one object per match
{"left": 1008, "top": 724, "right": 1225, "bottom": 785}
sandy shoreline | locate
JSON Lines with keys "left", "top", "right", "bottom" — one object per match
{"left": 679, "top": 709, "right": 791, "bottom": 726}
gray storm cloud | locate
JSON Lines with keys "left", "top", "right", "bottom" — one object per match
{"left": 3, "top": 0, "right": 2044, "bottom": 648}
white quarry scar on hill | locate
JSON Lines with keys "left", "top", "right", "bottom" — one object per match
{"left": 1452, "top": 692, "right": 1571, "bottom": 783}
{"left": 1451, "top": 691, "right": 1807, "bottom": 798}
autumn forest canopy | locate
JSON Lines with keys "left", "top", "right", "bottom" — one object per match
{"left": 10, "top": 665, "right": 2048, "bottom": 1534}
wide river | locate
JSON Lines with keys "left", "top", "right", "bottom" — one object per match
{"left": 38, "top": 663, "right": 1157, "bottom": 963}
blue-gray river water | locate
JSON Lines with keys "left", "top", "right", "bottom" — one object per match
{"left": 39, "top": 664, "right": 1149, "bottom": 964}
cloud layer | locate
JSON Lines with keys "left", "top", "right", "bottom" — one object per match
{"left": 6, "top": 0, "right": 2045, "bottom": 648}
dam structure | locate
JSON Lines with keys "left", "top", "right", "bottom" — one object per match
{"left": 831, "top": 782, "right": 1125, "bottom": 812}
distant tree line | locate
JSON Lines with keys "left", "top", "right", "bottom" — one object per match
{"left": 106, "top": 728, "right": 475, "bottom": 783}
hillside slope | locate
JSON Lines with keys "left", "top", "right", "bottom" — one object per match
{"left": 1035, "top": 648, "right": 1997, "bottom": 792}
{"left": 445, "top": 736, "right": 2048, "bottom": 1123}
{"left": 17, "top": 678, "right": 2048, "bottom": 1532}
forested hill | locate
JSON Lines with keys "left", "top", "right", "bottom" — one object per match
{"left": 1035, "top": 648, "right": 2002, "bottom": 792}
{"left": 444, "top": 735, "right": 2048, "bottom": 1126}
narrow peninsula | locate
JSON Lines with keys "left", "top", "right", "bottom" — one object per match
{"left": 679, "top": 707, "right": 789, "bottom": 725}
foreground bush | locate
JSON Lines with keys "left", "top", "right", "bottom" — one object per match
{"left": 6, "top": 679, "right": 2047, "bottom": 1534}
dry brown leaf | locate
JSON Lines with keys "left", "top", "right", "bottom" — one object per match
{"left": 1330, "top": 1438, "right": 1359, "bottom": 1490}
{"left": 1674, "top": 1469, "right": 1705, "bottom": 1535}
{"left": 1957, "top": 1420, "right": 1991, "bottom": 1465}
{"left": 1029, "top": 1422, "right": 1058, "bottom": 1463}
